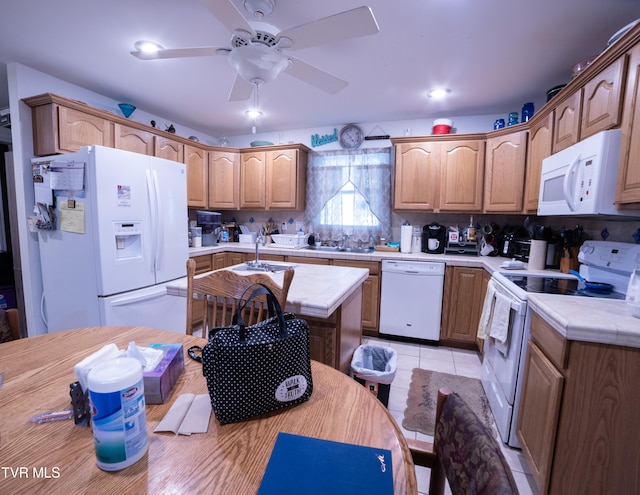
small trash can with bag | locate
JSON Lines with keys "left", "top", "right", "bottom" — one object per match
{"left": 350, "top": 344, "right": 397, "bottom": 407}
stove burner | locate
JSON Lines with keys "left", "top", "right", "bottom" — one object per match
{"left": 502, "top": 274, "right": 626, "bottom": 299}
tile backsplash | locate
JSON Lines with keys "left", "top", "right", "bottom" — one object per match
{"left": 190, "top": 209, "right": 640, "bottom": 246}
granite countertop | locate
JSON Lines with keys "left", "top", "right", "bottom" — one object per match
{"left": 167, "top": 262, "right": 369, "bottom": 319}
{"left": 188, "top": 243, "right": 640, "bottom": 348}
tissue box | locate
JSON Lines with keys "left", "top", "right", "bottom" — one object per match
{"left": 143, "top": 344, "right": 184, "bottom": 404}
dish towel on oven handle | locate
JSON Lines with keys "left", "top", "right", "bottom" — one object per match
{"left": 200, "top": 283, "right": 313, "bottom": 424}
{"left": 490, "top": 290, "right": 512, "bottom": 355}
{"left": 477, "top": 280, "right": 497, "bottom": 339}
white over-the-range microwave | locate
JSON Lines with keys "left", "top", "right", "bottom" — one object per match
{"left": 537, "top": 129, "right": 638, "bottom": 217}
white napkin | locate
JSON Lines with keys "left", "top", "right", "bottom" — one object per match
{"left": 477, "top": 280, "right": 497, "bottom": 339}
{"left": 490, "top": 291, "right": 512, "bottom": 355}
{"left": 154, "top": 394, "right": 212, "bottom": 435}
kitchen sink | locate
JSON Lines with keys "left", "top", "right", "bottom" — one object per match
{"left": 232, "top": 261, "right": 295, "bottom": 273}
{"left": 303, "top": 246, "right": 371, "bottom": 254}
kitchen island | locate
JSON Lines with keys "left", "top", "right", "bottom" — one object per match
{"left": 167, "top": 262, "right": 369, "bottom": 374}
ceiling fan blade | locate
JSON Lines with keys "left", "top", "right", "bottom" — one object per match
{"left": 279, "top": 6, "right": 379, "bottom": 51}
{"left": 201, "top": 0, "right": 255, "bottom": 36}
{"left": 228, "top": 74, "right": 255, "bottom": 101}
{"left": 286, "top": 56, "right": 348, "bottom": 94}
{"left": 131, "top": 47, "right": 224, "bottom": 60}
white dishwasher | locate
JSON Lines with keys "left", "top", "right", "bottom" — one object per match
{"left": 379, "top": 260, "right": 445, "bottom": 341}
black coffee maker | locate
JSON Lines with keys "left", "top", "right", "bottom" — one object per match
{"left": 422, "top": 223, "right": 446, "bottom": 254}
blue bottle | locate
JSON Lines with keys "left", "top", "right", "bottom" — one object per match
{"left": 493, "top": 119, "right": 505, "bottom": 130}
{"left": 521, "top": 102, "right": 534, "bottom": 123}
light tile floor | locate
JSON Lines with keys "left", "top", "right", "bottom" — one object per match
{"left": 362, "top": 336, "right": 540, "bottom": 495}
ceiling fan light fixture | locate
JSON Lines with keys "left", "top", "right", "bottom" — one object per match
{"left": 427, "top": 88, "right": 451, "bottom": 99}
{"left": 228, "top": 44, "right": 291, "bottom": 84}
{"left": 134, "top": 40, "right": 164, "bottom": 53}
{"left": 244, "top": 0, "right": 274, "bottom": 19}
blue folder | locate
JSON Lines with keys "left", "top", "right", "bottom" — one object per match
{"left": 258, "top": 432, "right": 394, "bottom": 494}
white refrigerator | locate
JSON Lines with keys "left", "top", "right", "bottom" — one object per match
{"left": 33, "top": 145, "right": 188, "bottom": 333}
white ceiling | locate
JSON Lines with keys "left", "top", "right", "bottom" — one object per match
{"left": 1, "top": 0, "right": 639, "bottom": 138}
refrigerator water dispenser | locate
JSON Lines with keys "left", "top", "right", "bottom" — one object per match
{"left": 114, "top": 222, "right": 142, "bottom": 259}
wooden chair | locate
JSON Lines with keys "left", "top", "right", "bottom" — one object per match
{"left": 7, "top": 308, "right": 20, "bottom": 340}
{"left": 407, "top": 388, "right": 519, "bottom": 495}
{"left": 185, "top": 259, "right": 294, "bottom": 336}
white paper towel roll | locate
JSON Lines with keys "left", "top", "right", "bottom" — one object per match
{"left": 529, "top": 240, "right": 547, "bottom": 270}
{"left": 401, "top": 225, "right": 412, "bottom": 253}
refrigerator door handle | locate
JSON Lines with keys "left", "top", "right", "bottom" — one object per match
{"left": 146, "top": 169, "right": 158, "bottom": 274}
{"left": 152, "top": 169, "right": 164, "bottom": 271}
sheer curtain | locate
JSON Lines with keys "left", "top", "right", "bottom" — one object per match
{"left": 305, "top": 148, "right": 392, "bottom": 244}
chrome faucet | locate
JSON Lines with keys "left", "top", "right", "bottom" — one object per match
{"left": 255, "top": 228, "right": 266, "bottom": 265}
{"left": 341, "top": 233, "right": 350, "bottom": 250}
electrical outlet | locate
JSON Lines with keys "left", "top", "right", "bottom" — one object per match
{"left": 281, "top": 222, "right": 287, "bottom": 233}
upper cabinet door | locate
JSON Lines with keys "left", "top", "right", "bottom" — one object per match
{"left": 393, "top": 142, "right": 438, "bottom": 210}
{"left": 552, "top": 90, "right": 582, "bottom": 153}
{"left": 484, "top": 130, "right": 528, "bottom": 213}
{"left": 185, "top": 145, "right": 208, "bottom": 208}
{"left": 266, "top": 149, "right": 306, "bottom": 209}
{"left": 439, "top": 139, "right": 485, "bottom": 212}
{"left": 581, "top": 55, "right": 626, "bottom": 140}
{"left": 114, "top": 123, "right": 154, "bottom": 155}
{"left": 617, "top": 44, "right": 640, "bottom": 206}
{"left": 155, "top": 136, "right": 184, "bottom": 162}
{"left": 209, "top": 150, "right": 240, "bottom": 209}
{"left": 240, "top": 151, "right": 266, "bottom": 209}
{"left": 524, "top": 114, "right": 553, "bottom": 213}
{"left": 57, "top": 106, "right": 113, "bottom": 153}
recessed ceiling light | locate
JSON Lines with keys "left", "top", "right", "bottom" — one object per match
{"left": 427, "top": 89, "right": 451, "bottom": 99}
{"left": 246, "top": 109, "right": 263, "bottom": 119}
{"left": 134, "top": 40, "right": 164, "bottom": 53}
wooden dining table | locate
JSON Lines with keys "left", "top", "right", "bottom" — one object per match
{"left": 0, "top": 326, "right": 417, "bottom": 494}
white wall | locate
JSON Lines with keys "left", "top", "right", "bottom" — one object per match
{"left": 225, "top": 114, "right": 510, "bottom": 150}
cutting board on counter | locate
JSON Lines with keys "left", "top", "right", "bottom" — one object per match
{"left": 375, "top": 245, "right": 400, "bottom": 252}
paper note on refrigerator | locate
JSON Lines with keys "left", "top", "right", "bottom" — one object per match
{"left": 60, "top": 202, "right": 85, "bottom": 234}
{"left": 50, "top": 161, "right": 85, "bottom": 191}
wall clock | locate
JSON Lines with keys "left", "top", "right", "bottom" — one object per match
{"left": 339, "top": 124, "right": 364, "bottom": 149}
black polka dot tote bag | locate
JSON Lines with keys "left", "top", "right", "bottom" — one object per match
{"left": 198, "top": 283, "right": 313, "bottom": 424}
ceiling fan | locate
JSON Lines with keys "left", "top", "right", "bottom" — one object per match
{"left": 130, "top": 0, "right": 379, "bottom": 101}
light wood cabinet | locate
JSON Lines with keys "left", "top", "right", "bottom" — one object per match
{"left": 155, "top": 136, "right": 184, "bottom": 162}
{"left": 517, "top": 310, "right": 640, "bottom": 494}
{"left": 552, "top": 55, "right": 626, "bottom": 153}
{"left": 523, "top": 113, "right": 553, "bottom": 213}
{"left": 285, "top": 256, "right": 330, "bottom": 265}
{"left": 185, "top": 145, "right": 208, "bottom": 208}
{"left": 483, "top": 130, "right": 528, "bottom": 212}
{"left": 552, "top": 89, "right": 582, "bottom": 153}
{"left": 439, "top": 139, "right": 485, "bottom": 211}
{"left": 440, "top": 266, "right": 485, "bottom": 347}
{"left": 227, "top": 251, "right": 246, "bottom": 266}
{"left": 240, "top": 151, "right": 266, "bottom": 209}
{"left": 517, "top": 340, "right": 564, "bottom": 495}
{"left": 240, "top": 147, "right": 307, "bottom": 210}
{"left": 29, "top": 100, "right": 114, "bottom": 155}
{"left": 392, "top": 137, "right": 484, "bottom": 212}
{"left": 208, "top": 150, "right": 240, "bottom": 209}
{"left": 212, "top": 252, "right": 228, "bottom": 270}
{"left": 393, "top": 142, "right": 438, "bottom": 210}
{"left": 332, "top": 259, "right": 380, "bottom": 335}
{"left": 114, "top": 123, "right": 154, "bottom": 155}
{"left": 617, "top": 44, "right": 640, "bottom": 206}
{"left": 581, "top": 55, "right": 626, "bottom": 139}
{"left": 267, "top": 148, "right": 307, "bottom": 209}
